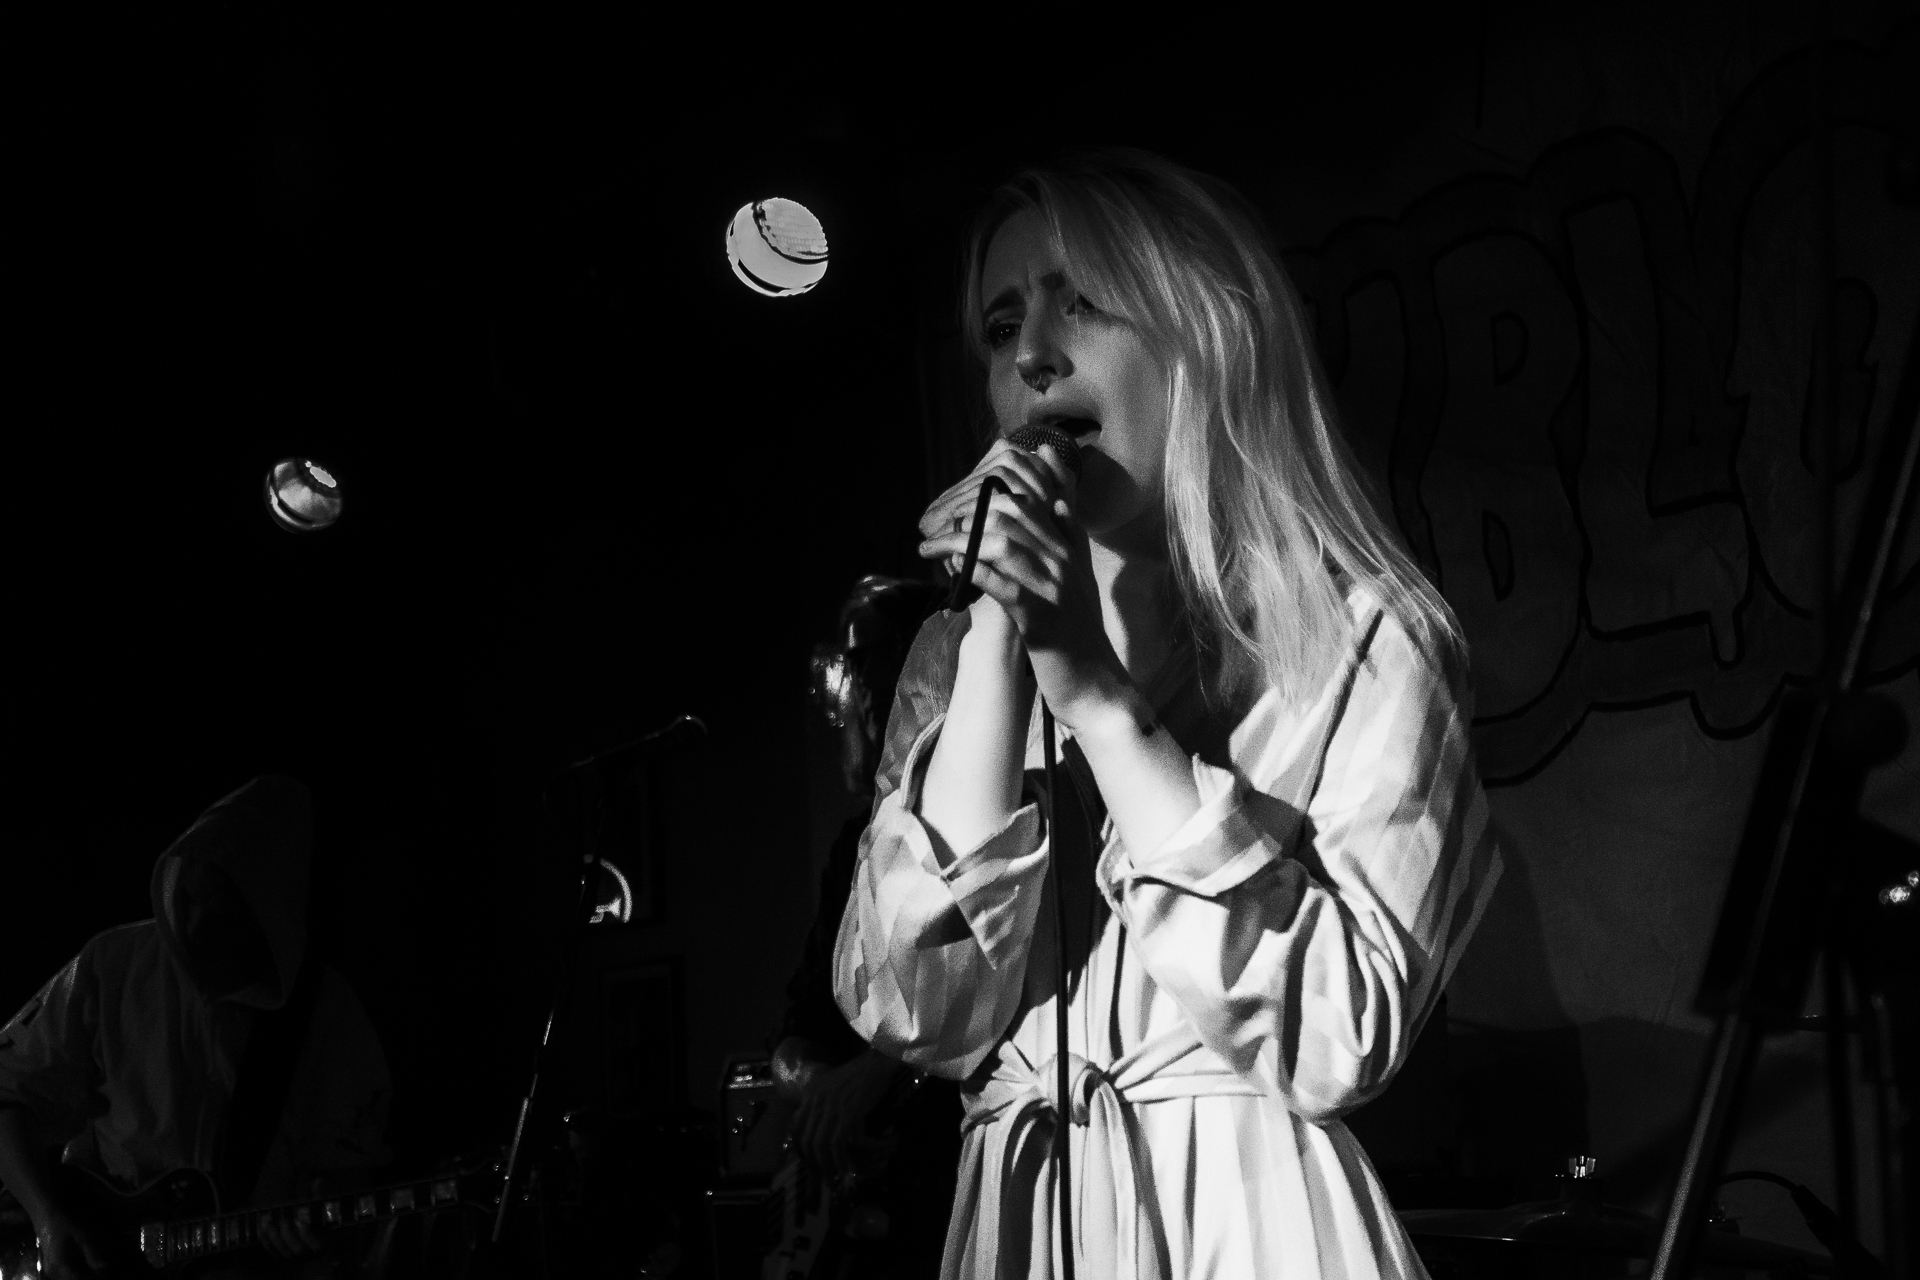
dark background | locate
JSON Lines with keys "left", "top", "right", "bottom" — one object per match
{"left": 10, "top": 1, "right": 1916, "bottom": 1263}
{"left": 9, "top": 4, "right": 1494, "bottom": 1163}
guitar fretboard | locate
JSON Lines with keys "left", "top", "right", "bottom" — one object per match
{"left": 139, "top": 1174, "right": 473, "bottom": 1270}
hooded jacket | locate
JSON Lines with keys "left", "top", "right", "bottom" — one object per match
{"left": 0, "top": 777, "right": 391, "bottom": 1205}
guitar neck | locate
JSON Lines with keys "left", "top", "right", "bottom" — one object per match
{"left": 140, "top": 1170, "right": 484, "bottom": 1271}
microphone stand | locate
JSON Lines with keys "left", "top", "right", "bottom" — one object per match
{"left": 952, "top": 477, "right": 1078, "bottom": 1280}
{"left": 491, "top": 715, "right": 708, "bottom": 1257}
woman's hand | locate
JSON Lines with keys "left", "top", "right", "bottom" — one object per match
{"left": 918, "top": 437, "right": 1124, "bottom": 732}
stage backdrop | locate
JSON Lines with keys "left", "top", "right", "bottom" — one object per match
{"left": 903, "top": 9, "right": 1916, "bottom": 1257}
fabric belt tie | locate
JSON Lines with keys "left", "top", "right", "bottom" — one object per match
{"left": 955, "top": 1030, "right": 1266, "bottom": 1280}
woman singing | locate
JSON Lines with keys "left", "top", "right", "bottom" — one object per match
{"left": 833, "top": 149, "right": 1502, "bottom": 1279}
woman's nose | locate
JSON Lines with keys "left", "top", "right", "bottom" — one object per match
{"left": 1015, "top": 308, "right": 1072, "bottom": 393}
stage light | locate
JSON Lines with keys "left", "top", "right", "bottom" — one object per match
{"left": 725, "top": 198, "right": 829, "bottom": 297}
{"left": 589, "top": 860, "right": 634, "bottom": 926}
{"left": 264, "top": 457, "right": 343, "bottom": 533}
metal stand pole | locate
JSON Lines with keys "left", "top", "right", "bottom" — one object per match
{"left": 1647, "top": 281, "right": 1919, "bottom": 1280}
{"left": 493, "top": 849, "right": 600, "bottom": 1248}
{"left": 491, "top": 715, "right": 705, "bottom": 1251}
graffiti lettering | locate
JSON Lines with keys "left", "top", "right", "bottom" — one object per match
{"left": 1291, "top": 41, "right": 1918, "bottom": 782}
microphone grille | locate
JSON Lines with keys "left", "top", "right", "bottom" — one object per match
{"left": 1005, "top": 423, "right": 1084, "bottom": 475}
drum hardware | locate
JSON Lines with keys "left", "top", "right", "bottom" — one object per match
{"left": 1401, "top": 1157, "right": 1838, "bottom": 1277}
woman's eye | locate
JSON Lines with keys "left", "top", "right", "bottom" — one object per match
{"left": 984, "top": 320, "right": 1020, "bottom": 349}
{"left": 1066, "top": 293, "right": 1099, "bottom": 316}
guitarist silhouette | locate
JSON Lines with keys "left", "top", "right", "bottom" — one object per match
{"left": 778, "top": 578, "right": 962, "bottom": 1278}
{"left": 0, "top": 777, "right": 392, "bottom": 1279}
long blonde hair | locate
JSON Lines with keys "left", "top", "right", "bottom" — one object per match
{"left": 961, "top": 148, "right": 1463, "bottom": 706}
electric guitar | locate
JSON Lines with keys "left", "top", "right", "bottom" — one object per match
{"left": 761, "top": 1064, "right": 919, "bottom": 1280}
{"left": 1, "top": 1159, "right": 500, "bottom": 1276}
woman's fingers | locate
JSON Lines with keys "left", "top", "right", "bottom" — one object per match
{"left": 918, "top": 490, "right": 1071, "bottom": 599}
{"left": 925, "top": 528, "right": 1063, "bottom": 610}
{"left": 923, "top": 528, "right": 1061, "bottom": 596}
{"left": 919, "top": 448, "right": 1060, "bottom": 537}
{"left": 921, "top": 491, "right": 1070, "bottom": 564}
{"left": 975, "top": 436, "right": 1058, "bottom": 493}
{"left": 919, "top": 480, "right": 1043, "bottom": 541}
{"left": 1033, "top": 442, "right": 1071, "bottom": 480}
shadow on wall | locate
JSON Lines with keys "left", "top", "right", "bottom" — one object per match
{"left": 1577, "top": 1017, "right": 1830, "bottom": 1209}
{"left": 1347, "top": 838, "right": 1593, "bottom": 1209}
{"left": 1353, "top": 855, "right": 1847, "bottom": 1231}
{"left": 1443, "top": 840, "right": 1589, "bottom": 1205}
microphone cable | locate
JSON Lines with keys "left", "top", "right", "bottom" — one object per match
{"left": 949, "top": 425, "right": 1083, "bottom": 1279}
{"left": 1041, "top": 701, "right": 1076, "bottom": 1280}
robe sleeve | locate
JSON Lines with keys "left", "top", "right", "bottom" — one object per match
{"left": 775, "top": 814, "right": 873, "bottom": 1066}
{"left": 833, "top": 610, "right": 1049, "bottom": 1080}
{"left": 0, "top": 952, "right": 107, "bottom": 1141}
{"left": 1106, "top": 609, "right": 1502, "bottom": 1123}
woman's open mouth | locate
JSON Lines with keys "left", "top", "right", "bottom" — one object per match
{"left": 1056, "top": 417, "right": 1102, "bottom": 446}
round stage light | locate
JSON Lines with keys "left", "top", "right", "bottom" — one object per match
{"left": 264, "top": 457, "right": 344, "bottom": 533}
{"left": 725, "top": 197, "right": 829, "bottom": 297}
{"left": 590, "top": 860, "right": 634, "bottom": 926}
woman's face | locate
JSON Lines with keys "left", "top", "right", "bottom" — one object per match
{"left": 979, "top": 210, "right": 1170, "bottom": 553}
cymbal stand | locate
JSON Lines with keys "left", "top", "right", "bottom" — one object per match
{"left": 492, "top": 715, "right": 706, "bottom": 1256}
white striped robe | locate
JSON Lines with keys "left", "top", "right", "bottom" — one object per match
{"left": 834, "top": 588, "right": 1502, "bottom": 1279}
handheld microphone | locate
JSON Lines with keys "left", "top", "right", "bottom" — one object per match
{"left": 1004, "top": 421, "right": 1086, "bottom": 475}
{"left": 948, "top": 422, "right": 1088, "bottom": 611}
